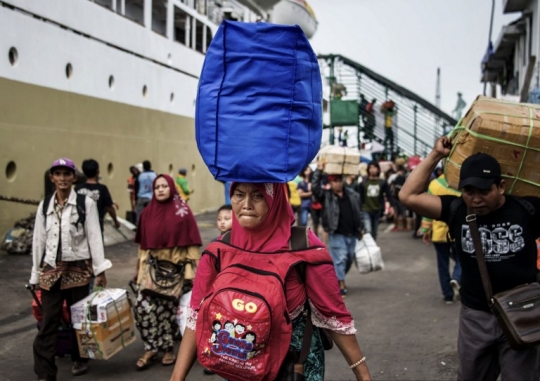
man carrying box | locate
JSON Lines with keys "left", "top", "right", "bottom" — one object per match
{"left": 312, "top": 163, "right": 364, "bottom": 298}
{"left": 30, "top": 158, "right": 112, "bottom": 381}
{"left": 399, "top": 138, "right": 540, "bottom": 381}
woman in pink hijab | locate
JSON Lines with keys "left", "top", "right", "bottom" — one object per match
{"left": 170, "top": 183, "right": 371, "bottom": 381}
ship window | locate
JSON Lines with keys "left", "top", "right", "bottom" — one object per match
{"left": 170, "top": 92, "right": 175, "bottom": 103}
{"left": 173, "top": 6, "right": 191, "bottom": 47}
{"left": 206, "top": 26, "right": 213, "bottom": 52}
{"left": 5, "top": 161, "right": 17, "bottom": 182}
{"left": 107, "top": 163, "right": 114, "bottom": 178}
{"left": 195, "top": 19, "right": 204, "bottom": 53}
{"left": 124, "top": 0, "right": 144, "bottom": 26}
{"left": 168, "top": 164, "right": 174, "bottom": 175}
{"left": 142, "top": 85, "right": 148, "bottom": 97}
{"left": 8, "top": 47, "right": 18, "bottom": 66}
{"left": 109, "top": 75, "right": 115, "bottom": 90}
{"left": 65, "top": 63, "right": 73, "bottom": 79}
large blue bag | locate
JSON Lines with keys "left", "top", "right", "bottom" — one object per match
{"left": 196, "top": 20, "right": 322, "bottom": 183}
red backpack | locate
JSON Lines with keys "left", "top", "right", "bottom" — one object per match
{"left": 195, "top": 228, "right": 332, "bottom": 381}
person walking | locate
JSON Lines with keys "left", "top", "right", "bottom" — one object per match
{"left": 170, "top": 182, "right": 371, "bottom": 381}
{"left": 175, "top": 168, "right": 194, "bottom": 202}
{"left": 30, "top": 158, "right": 112, "bottom": 381}
{"left": 75, "top": 159, "right": 120, "bottom": 232}
{"left": 364, "top": 99, "right": 376, "bottom": 141}
{"left": 135, "top": 160, "right": 157, "bottom": 225}
{"left": 312, "top": 167, "right": 364, "bottom": 298}
{"left": 418, "top": 174, "right": 462, "bottom": 304}
{"left": 358, "top": 161, "right": 395, "bottom": 241}
{"left": 127, "top": 165, "right": 140, "bottom": 220}
{"left": 400, "top": 138, "right": 540, "bottom": 381}
{"left": 296, "top": 166, "right": 313, "bottom": 227}
{"left": 133, "top": 174, "right": 202, "bottom": 370}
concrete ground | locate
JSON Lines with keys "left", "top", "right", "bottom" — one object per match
{"left": 0, "top": 213, "right": 460, "bottom": 381}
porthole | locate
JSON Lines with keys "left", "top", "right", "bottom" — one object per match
{"left": 107, "top": 162, "right": 114, "bottom": 178}
{"left": 8, "top": 47, "right": 18, "bottom": 66}
{"left": 170, "top": 93, "right": 175, "bottom": 103}
{"left": 65, "top": 63, "right": 73, "bottom": 79}
{"left": 5, "top": 161, "right": 17, "bottom": 182}
{"left": 168, "top": 163, "right": 173, "bottom": 174}
{"left": 142, "top": 85, "right": 148, "bottom": 97}
{"left": 167, "top": 53, "right": 172, "bottom": 64}
{"left": 108, "top": 75, "right": 115, "bottom": 90}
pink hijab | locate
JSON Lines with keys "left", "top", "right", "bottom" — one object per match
{"left": 229, "top": 183, "right": 295, "bottom": 252}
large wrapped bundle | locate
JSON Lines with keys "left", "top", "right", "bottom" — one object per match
{"left": 196, "top": 20, "right": 322, "bottom": 183}
{"left": 445, "top": 96, "right": 540, "bottom": 196}
{"left": 318, "top": 145, "right": 360, "bottom": 175}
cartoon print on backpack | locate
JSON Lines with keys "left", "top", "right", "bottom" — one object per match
{"left": 210, "top": 320, "right": 222, "bottom": 344}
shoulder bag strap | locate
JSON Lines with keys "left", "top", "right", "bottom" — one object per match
{"left": 297, "top": 304, "right": 314, "bottom": 366}
{"left": 466, "top": 209, "right": 493, "bottom": 303}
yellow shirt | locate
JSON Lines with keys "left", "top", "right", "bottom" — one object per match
{"left": 422, "top": 175, "right": 461, "bottom": 242}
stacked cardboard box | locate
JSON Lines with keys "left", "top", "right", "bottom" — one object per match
{"left": 318, "top": 145, "right": 360, "bottom": 175}
{"left": 445, "top": 96, "right": 540, "bottom": 196}
{"left": 71, "top": 289, "right": 136, "bottom": 360}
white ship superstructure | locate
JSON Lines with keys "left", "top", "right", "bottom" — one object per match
{"left": 0, "top": 0, "right": 318, "bottom": 236}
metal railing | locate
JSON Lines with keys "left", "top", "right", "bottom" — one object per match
{"left": 318, "top": 54, "right": 457, "bottom": 157}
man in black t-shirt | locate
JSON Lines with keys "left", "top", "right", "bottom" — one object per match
{"left": 399, "top": 137, "right": 540, "bottom": 381}
{"left": 75, "top": 159, "right": 120, "bottom": 233}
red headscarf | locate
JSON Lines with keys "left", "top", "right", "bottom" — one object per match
{"left": 229, "top": 183, "right": 295, "bottom": 252}
{"left": 135, "top": 174, "right": 202, "bottom": 250}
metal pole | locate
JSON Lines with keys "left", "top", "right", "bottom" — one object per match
{"left": 413, "top": 105, "right": 418, "bottom": 155}
{"left": 483, "top": 0, "right": 495, "bottom": 96}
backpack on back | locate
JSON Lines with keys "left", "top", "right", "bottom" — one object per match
{"left": 42, "top": 193, "right": 87, "bottom": 228}
{"left": 195, "top": 227, "right": 330, "bottom": 381}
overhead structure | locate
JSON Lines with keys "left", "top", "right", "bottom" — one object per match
{"left": 318, "top": 54, "right": 457, "bottom": 157}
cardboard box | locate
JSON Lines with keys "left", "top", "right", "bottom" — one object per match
{"left": 318, "top": 145, "right": 360, "bottom": 175}
{"left": 445, "top": 96, "right": 540, "bottom": 196}
{"left": 75, "top": 307, "right": 136, "bottom": 360}
{"left": 71, "top": 289, "right": 129, "bottom": 328}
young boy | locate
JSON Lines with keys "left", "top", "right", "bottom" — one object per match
{"left": 216, "top": 204, "right": 233, "bottom": 235}
{"left": 203, "top": 204, "right": 233, "bottom": 376}
{"left": 30, "top": 158, "right": 112, "bottom": 380}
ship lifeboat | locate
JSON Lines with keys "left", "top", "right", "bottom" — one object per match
{"left": 270, "top": 0, "right": 318, "bottom": 38}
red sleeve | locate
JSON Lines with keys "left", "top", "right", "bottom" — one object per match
{"left": 305, "top": 230, "right": 356, "bottom": 333}
{"left": 190, "top": 252, "right": 218, "bottom": 311}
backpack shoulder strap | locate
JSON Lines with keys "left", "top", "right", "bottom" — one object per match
{"left": 290, "top": 226, "right": 309, "bottom": 251}
{"left": 42, "top": 194, "right": 53, "bottom": 223}
{"left": 508, "top": 195, "right": 536, "bottom": 216}
{"left": 221, "top": 231, "right": 231, "bottom": 244}
{"left": 75, "top": 193, "right": 87, "bottom": 227}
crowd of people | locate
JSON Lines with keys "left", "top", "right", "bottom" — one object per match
{"left": 28, "top": 141, "right": 540, "bottom": 381}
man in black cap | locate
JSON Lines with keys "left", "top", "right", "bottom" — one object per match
{"left": 399, "top": 137, "right": 540, "bottom": 381}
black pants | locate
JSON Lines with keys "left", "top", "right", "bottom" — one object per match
{"left": 33, "top": 280, "right": 89, "bottom": 381}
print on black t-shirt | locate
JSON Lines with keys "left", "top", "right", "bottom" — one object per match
{"left": 75, "top": 183, "right": 113, "bottom": 231}
{"left": 439, "top": 195, "right": 540, "bottom": 311}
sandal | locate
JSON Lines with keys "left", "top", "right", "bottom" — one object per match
{"left": 136, "top": 351, "right": 157, "bottom": 370}
{"left": 162, "top": 350, "right": 176, "bottom": 366}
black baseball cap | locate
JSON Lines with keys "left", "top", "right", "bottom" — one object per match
{"left": 458, "top": 152, "right": 501, "bottom": 190}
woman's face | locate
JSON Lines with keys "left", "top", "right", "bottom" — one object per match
{"left": 231, "top": 183, "right": 269, "bottom": 229}
{"left": 154, "top": 177, "right": 171, "bottom": 201}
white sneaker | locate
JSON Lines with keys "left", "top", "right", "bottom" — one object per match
{"left": 450, "top": 279, "right": 461, "bottom": 302}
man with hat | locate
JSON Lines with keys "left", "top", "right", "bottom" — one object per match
{"left": 312, "top": 163, "right": 364, "bottom": 298}
{"left": 30, "top": 158, "right": 112, "bottom": 381}
{"left": 399, "top": 137, "right": 540, "bottom": 381}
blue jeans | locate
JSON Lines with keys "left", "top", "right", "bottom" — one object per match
{"left": 433, "top": 242, "right": 461, "bottom": 299}
{"left": 299, "top": 207, "right": 310, "bottom": 226}
{"left": 328, "top": 233, "right": 356, "bottom": 281}
{"left": 361, "top": 210, "right": 382, "bottom": 240}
